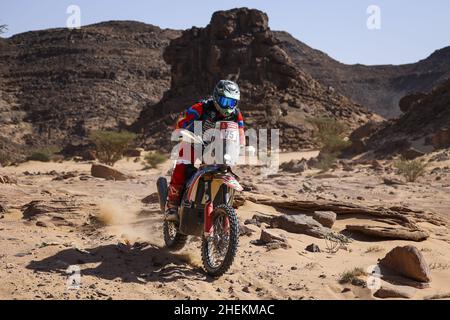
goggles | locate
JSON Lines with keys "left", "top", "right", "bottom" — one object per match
{"left": 217, "top": 96, "right": 238, "bottom": 109}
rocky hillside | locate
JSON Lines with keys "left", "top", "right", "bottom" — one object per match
{"left": 0, "top": 21, "right": 180, "bottom": 158}
{"left": 3, "top": 8, "right": 449, "bottom": 158}
{"left": 133, "top": 8, "right": 373, "bottom": 151}
{"left": 362, "top": 78, "right": 450, "bottom": 156}
{"left": 276, "top": 31, "right": 450, "bottom": 119}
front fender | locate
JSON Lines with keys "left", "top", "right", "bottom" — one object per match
{"left": 216, "top": 174, "right": 243, "bottom": 192}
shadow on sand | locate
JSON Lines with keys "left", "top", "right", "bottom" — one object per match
{"left": 27, "top": 243, "right": 211, "bottom": 284}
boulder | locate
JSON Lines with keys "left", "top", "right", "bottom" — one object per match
{"left": 432, "top": 128, "right": 450, "bottom": 149}
{"left": 141, "top": 192, "right": 159, "bottom": 204}
{"left": 260, "top": 229, "right": 287, "bottom": 244}
{"left": 346, "top": 225, "right": 429, "bottom": 242}
{"left": 91, "top": 163, "right": 128, "bottom": 181}
{"left": 312, "top": 211, "right": 336, "bottom": 228}
{"left": 280, "top": 159, "right": 308, "bottom": 173}
{"left": 0, "top": 203, "right": 6, "bottom": 214}
{"left": 305, "top": 243, "right": 321, "bottom": 253}
{"left": 400, "top": 147, "right": 425, "bottom": 160}
{"left": 123, "top": 148, "right": 142, "bottom": 157}
{"left": 271, "top": 214, "right": 331, "bottom": 239}
{"left": 251, "top": 228, "right": 291, "bottom": 249}
{"left": 239, "top": 222, "right": 255, "bottom": 237}
{"left": 379, "top": 245, "right": 431, "bottom": 283}
{"left": 0, "top": 175, "right": 16, "bottom": 184}
{"left": 374, "top": 282, "right": 417, "bottom": 299}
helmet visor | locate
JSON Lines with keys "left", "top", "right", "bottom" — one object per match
{"left": 217, "top": 96, "right": 238, "bottom": 109}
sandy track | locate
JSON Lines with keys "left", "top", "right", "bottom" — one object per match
{"left": 1, "top": 152, "right": 450, "bottom": 300}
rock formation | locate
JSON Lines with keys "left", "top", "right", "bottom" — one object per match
{"left": 276, "top": 31, "right": 450, "bottom": 118}
{"left": 363, "top": 78, "right": 450, "bottom": 156}
{"left": 0, "top": 21, "right": 180, "bottom": 158}
{"left": 133, "top": 8, "right": 373, "bottom": 152}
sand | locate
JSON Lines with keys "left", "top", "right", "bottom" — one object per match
{"left": 1, "top": 150, "right": 449, "bottom": 300}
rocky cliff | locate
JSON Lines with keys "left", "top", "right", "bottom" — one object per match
{"left": 2, "top": 8, "right": 449, "bottom": 158}
{"left": 133, "top": 8, "right": 373, "bottom": 151}
{"left": 0, "top": 21, "right": 180, "bottom": 157}
{"left": 276, "top": 31, "right": 450, "bottom": 119}
{"left": 363, "top": 78, "right": 450, "bottom": 156}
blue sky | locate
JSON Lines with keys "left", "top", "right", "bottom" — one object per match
{"left": 1, "top": 0, "right": 449, "bottom": 65}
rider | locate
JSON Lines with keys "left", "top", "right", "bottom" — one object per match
{"left": 165, "top": 80, "right": 245, "bottom": 222}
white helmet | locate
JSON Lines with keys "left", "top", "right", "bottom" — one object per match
{"left": 213, "top": 80, "right": 240, "bottom": 117}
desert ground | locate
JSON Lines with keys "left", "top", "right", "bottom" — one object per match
{"left": 1, "top": 150, "right": 450, "bottom": 300}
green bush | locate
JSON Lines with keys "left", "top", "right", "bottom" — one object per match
{"left": 144, "top": 151, "right": 167, "bottom": 169}
{"left": 26, "top": 147, "right": 60, "bottom": 162}
{"left": 89, "top": 130, "right": 136, "bottom": 166}
{"left": 27, "top": 152, "right": 51, "bottom": 162}
{"left": 316, "top": 152, "right": 337, "bottom": 172}
{"left": 308, "top": 117, "right": 350, "bottom": 171}
{"left": 0, "top": 151, "right": 11, "bottom": 166}
{"left": 394, "top": 158, "right": 427, "bottom": 182}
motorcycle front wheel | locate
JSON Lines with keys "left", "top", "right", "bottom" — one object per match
{"left": 201, "top": 204, "right": 239, "bottom": 277}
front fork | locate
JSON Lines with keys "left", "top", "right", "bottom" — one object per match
{"left": 204, "top": 181, "right": 231, "bottom": 237}
{"left": 204, "top": 180, "right": 213, "bottom": 236}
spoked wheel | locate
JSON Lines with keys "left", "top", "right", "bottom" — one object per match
{"left": 163, "top": 221, "right": 187, "bottom": 251}
{"left": 201, "top": 204, "right": 239, "bottom": 277}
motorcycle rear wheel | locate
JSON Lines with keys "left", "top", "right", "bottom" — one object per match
{"left": 201, "top": 204, "right": 239, "bottom": 277}
{"left": 163, "top": 221, "right": 188, "bottom": 251}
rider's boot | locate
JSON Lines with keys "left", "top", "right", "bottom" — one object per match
{"left": 166, "top": 174, "right": 185, "bottom": 223}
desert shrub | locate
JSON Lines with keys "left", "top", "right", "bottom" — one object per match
{"left": 27, "top": 152, "right": 51, "bottom": 162}
{"left": 339, "top": 267, "right": 366, "bottom": 284}
{"left": 394, "top": 158, "right": 427, "bottom": 182}
{"left": 315, "top": 153, "right": 337, "bottom": 172}
{"left": 308, "top": 117, "right": 351, "bottom": 171}
{"left": 325, "top": 232, "right": 351, "bottom": 253}
{"left": 144, "top": 151, "right": 167, "bottom": 169}
{"left": 26, "top": 147, "right": 60, "bottom": 162}
{"left": 365, "top": 246, "right": 384, "bottom": 253}
{"left": 89, "top": 130, "right": 136, "bottom": 166}
{"left": 0, "top": 152, "right": 11, "bottom": 166}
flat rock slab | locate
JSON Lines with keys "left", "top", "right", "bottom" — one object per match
{"left": 91, "top": 163, "right": 128, "bottom": 181}
{"left": 346, "top": 225, "right": 429, "bottom": 242}
{"left": 22, "top": 200, "right": 80, "bottom": 219}
{"left": 374, "top": 282, "right": 417, "bottom": 299}
{"left": 271, "top": 214, "right": 331, "bottom": 239}
{"left": 251, "top": 228, "right": 291, "bottom": 250}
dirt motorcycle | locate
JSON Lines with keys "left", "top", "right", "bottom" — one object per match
{"left": 156, "top": 121, "right": 244, "bottom": 276}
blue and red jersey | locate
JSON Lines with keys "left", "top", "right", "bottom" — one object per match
{"left": 175, "top": 99, "right": 245, "bottom": 144}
